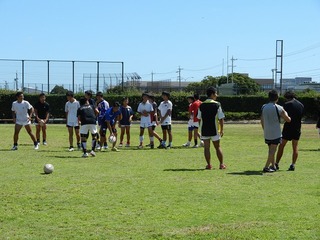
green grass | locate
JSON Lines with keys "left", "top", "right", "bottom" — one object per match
{"left": 0, "top": 123, "right": 319, "bottom": 240}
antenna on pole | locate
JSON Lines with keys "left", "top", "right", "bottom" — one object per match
{"left": 177, "top": 66, "right": 183, "bottom": 91}
{"left": 231, "top": 56, "right": 237, "bottom": 83}
{"left": 14, "top": 71, "right": 19, "bottom": 90}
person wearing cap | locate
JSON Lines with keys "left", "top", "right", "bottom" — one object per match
{"left": 158, "top": 91, "right": 173, "bottom": 149}
{"left": 197, "top": 87, "right": 226, "bottom": 170}
{"left": 137, "top": 93, "right": 154, "bottom": 149}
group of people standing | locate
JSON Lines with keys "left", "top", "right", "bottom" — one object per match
{"left": 10, "top": 87, "right": 319, "bottom": 171}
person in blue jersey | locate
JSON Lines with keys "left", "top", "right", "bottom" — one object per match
{"left": 105, "top": 102, "right": 122, "bottom": 152}
{"left": 118, "top": 97, "right": 134, "bottom": 147}
{"left": 96, "top": 91, "right": 109, "bottom": 150}
{"left": 197, "top": 87, "right": 226, "bottom": 170}
{"left": 77, "top": 97, "right": 99, "bottom": 158}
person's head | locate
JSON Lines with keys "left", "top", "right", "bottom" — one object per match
{"left": 112, "top": 101, "right": 120, "bottom": 112}
{"left": 39, "top": 93, "right": 46, "bottom": 103}
{"left": 148, "top": 94, "right": 155, "bottom": 103}
{"left": 79, "top": 97, "right": 88, "bottom": 106}
{"left": 161, "top": 91, "right": 170, "bottom": 100}
{"left": 268, "top": 89, "right": 279, "bottom": 102}
{"left": 206, "top": 87, "right": 217, "bottom": 99}
{"left": 122, "top": 97, "right": 129, "bottom": 106}
{"left": 85, "top": 90, "right": 93, "bottom": 100}
{"left": 96, "top": 91, "right": 104, "bottom": 101}
{"left": 16, "top": 91, "right": 24, "bottom": 101}
{"left": 193, "top": 93, "right": 200, "bottom": 100}
{"left": 187, "top": 96, "right": 195, "bottom": 104}
{"left": 66, "top": 91, "right": 74, "bottom": 101}
{"left": 142, "top": 92, "right": 149, "bottom": 102}
{"left": 284, "top": 90, "right": 296, "bottom": 101}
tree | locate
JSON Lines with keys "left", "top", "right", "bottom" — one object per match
{"left": 230, "top": 73, "right": 260, "bottom": 95}
{"left": 185, "top": 76, "right": 219, "bottom": 94}
{"left": 50, "top": 85, "right": 68, "bottom": 94}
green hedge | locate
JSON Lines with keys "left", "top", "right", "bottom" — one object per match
{"left": 0, "top": 92, "right": 319, "bottom": 121}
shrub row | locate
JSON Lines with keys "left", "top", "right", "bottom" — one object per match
{"left": 0, "top": 92, "right": 319, "bottom": 121}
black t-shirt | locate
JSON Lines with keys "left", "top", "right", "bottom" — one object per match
{"left": 199, "top": 100, "right": 221, "bottom": 136}
{"left": 77, "top": 104, "right": 96, "bottom": 125}
{"left": 283, "top": 99, "right": 304, "bottom": 130}
{"left": 34, "top": 101, "right": 50, "bottom": 119}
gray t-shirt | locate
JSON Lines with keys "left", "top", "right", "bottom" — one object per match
{"left": 261, "top": 102, "right": 284, "bottom": 140}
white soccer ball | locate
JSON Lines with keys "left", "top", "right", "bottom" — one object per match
{"left": 44, "top": 164, "right": 54, "bottom": 174}
{"left": 39, "top": 119, "right": 45, "bottom": 127}
{"left": 108, "top": 135, "right": 116, "bottom": 143}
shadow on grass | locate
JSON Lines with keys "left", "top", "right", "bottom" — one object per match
{"left": 227, "top": 170, "right": 263, "bottom": 176}
{"left": 164, "top": 168, "right": 205, "bottom": 172}
{"left": 0, "top": 149, "right": 14, "bottom": 152}
{"left": 299, "top": 148, "right": 320, "bottom": 152}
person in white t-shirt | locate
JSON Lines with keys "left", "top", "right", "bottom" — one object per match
{"left": 65, "top": 91, "right": 81, "bottom": 151}
{"left": 11, "top": 91, "right": 38, "bottom": 150}
{"left": 137, "top": 93, "right": 154, "bottom": 149}
{"left": 158, "top": 91, "right": 173, "bottom": 149}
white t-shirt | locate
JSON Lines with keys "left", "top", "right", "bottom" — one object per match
{"left": 11, "top": 100, "right": 33, "bottom": 124}
{"left": 137, "top": 101, "right": 153, "bottom": 124}
{"left": 65, "top": 100, "right": 80, "bottom": 125}
{"left": 158, "top": 100, "right": 173, "bottom": 125}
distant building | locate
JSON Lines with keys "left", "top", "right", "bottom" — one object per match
{"left": 124, "top": 80, "right": 190, "bottom": 92}
{"left": 253, "top": 78, "right": 274, "bottom": 91}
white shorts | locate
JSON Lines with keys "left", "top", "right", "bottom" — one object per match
{"left": 192, "top": 122, "right": 199, "bottom": 128}
{"left": 201, "top": 134, "right": 221, "bottom": 142}
{"left": 120, "top": 124, "right": 131, "bottom": 127}
{"left": 16, "top": 121, "right": 31, "bottom": 126}
{"left": 80, "top": 124, "right": 97, "bottom": 135}
{"left": 188, "top": 119, "right": 194, "bottom": 128}
{"left": 140, "top": 122, "right": 152, "bottom": 128}
{"left": 67, "top": 120, "right": 79, "bottom": 127}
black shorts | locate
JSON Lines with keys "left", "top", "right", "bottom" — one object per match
{"left": 161, "top": 125, "right": 172, "bottom": 131}
{"left": 67, "top": 125, "right": 79, "bottom": 129}
{"left": 265, "top": 138, "right": 282, "bottom": 145}
{"left": 282, "top": 128, "right": 301, "bottom": 141}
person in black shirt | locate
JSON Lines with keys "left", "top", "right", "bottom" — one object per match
{"left": 77, "top": 97, "right": 99, "bottom": 158}
{"left": 34, "top": 93, "right": 50, "bottom": 145}
{"left": 276, "top": 91, "right": 304, "bottom": 171}
{"left": 197, "top": 87, "right": 226, "bottom": 170}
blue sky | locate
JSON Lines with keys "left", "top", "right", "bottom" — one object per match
{"left": 0, "top": 0, "right": 320, "bottom": 88}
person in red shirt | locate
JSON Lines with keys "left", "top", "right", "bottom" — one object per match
{"left": 190, "top": 93, "right": 203, "bottom": 148}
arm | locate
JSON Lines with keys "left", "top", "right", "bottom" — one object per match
{"left": 260, "top": 116, "right": 264, "bottom": 130}
{"left": 28, "top": 107, "right": 34, "bottom": 121}
{"left": 12, "top": 111, "right": 16, "bottom": 124}
{"left": 106, "top": 120, "right": 114, "bottom": 136}
{"left": 160, "top": 109, "right": 172, "bottom": 124}
{"left": 281, "top": 109, "right": 291, "bottom": 123}
{"left": 219, "top": 118, "right": 224, "bottom": 137}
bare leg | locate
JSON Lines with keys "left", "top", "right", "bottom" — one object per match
{"left": 120, "top": 126, "right": 125, "bottom": 143}
{"left": 265, "top": 144, "right": 277, "bottom": 168}
{"left": 42, "top": 124, "right": 47, "bottom": 142}
{"left": 125, "top": 126, "right": 131, "bottom": 144}
{"left": 203, "top": 139, "right": 211, "bottom": 166}
{"left": 276, "top": 139, "right": 288, "bottom": 164}
{"left": 25, "top": 124, "right": 37, "bottom": 143}
{"left": 36, "top": 124, "right": 41, "bottom": 142}
{"left": 213, "top": 140, "right": 224, "bottom": 164}
{"left": 13, "top": 124, "right": 23, "bottom": 144}
{"left": 68, "top": 127, "right": 74, "bottom": 147}
{"left": 291, "top": 140, "right": 299, "bottom": 165}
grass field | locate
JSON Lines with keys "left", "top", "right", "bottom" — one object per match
{"left": 0, "top": 123, "right": 319, "bottom": 240}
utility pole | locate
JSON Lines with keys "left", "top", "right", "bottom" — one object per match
{"left": 271, "top": 68, "right": 276, "bottom": 89}
{"left": 14, "top": 72, "right": 19, "bottom": 90}
{"left": 231, "top": 56, "right": 237, "bottom": 83}
{"left": 151, "top": 71, "right": 154, "bottom": 91}
{"left": 222, "top": 58, "right": 224, "bottom": 76}
{"left": 177, "top": 66, "right": 183, "bottom": 91}
{"left": 226, "top": 46, "right": 229, "bottom": 83}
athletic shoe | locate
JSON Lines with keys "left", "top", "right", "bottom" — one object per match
{"left": 111, "top": 147, "right": 120, "bottom": 152}
{"left": 146, "top": 143, "right": 151, "bottom": 147}
{"left": 219, "top": 164, "right": 227, "bottom": 169}
{"left": 269, "top": 166, "right": 277, "bottom": 172}
{"left": 96, "top": 143, "right": 101, "bottom": 150}
{"left": 205, "top": 164, "right": 212, "bottom": 170}
{"left": 11, "top": 145, "right": 18, "bottom": 151}
{"left": 69, "top": 147, "right": 74, "bottom": 152}
{"left": 125, "top": 144, "right": 130, "bottom": 147}
{"left": 157, "top": 144, "right": 166, "bottom": 149}
{"left": 263, "top": 167, "right": 275, "bottom": 173}
{"left": 200, "top": 140, "right": 204, "bottom": 147}
{"left": 288, "top": 165, "right": 295, "bottom": 171}
{"left": 34, "top": 143, "right": 39, "bottom": 150}
{"left": 192, "top": 145, "right": 199, "bottom": 148}
{"left": 118, "top": 143, "right": 123, "bottom": 147}
{"left": 275, "top": 163, "right": 279, "bottom": 170}
{"left": 103, "top": 145, "right": 108, "bottom": 149}
{"left": 89, "top": 150, "right": 96, "bottom": 157}
{"left": 138, "top": 145, "right": 143, "bottom": 149}
{"left": 166, "top": 144, "right": 171, "bottom": 149}
{"left": 182, "top": 142, "right": 190, "bottom": 147}
{"left": 150, "top": 144, "right": 154, "bottom": 149}
{"left": 82, "top": 153, "right": 89, "bottom": 158}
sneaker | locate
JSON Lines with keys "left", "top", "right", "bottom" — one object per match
{"left": 150, "top": 144, "right": 154, "bottom": 149}
{"left": 111, "top": 147, "right": 120, "bottom": 152}
{"left": 89, "top": 150, "right": 96, "bottom": 157}
{"left": 200, "top": 140, "right": 204, "bottom": 147}
{"left": 263, "top": 167, "right": 275, "bottom": 173}
{"left": 275, "top": 163, "right": 279, "bottom": 170}
{"left": 118, "top": 143, "right": 123, "bottom": 147}
{"left": 166, "top": 144, "right": 171, "bottom": 149}
{"left": 125, "top": 144, "right": 130, "bottom": 147}
{"left": 11, "top": 145, "right": 18, "bottom": 151}
{"left": 182, "top": 142, "right": 190, "bottom": 147}
{"left": 205, "top": 164, "right": 212, "bottom": 170}
{"left": 82, "top": 153, "right": 89, "bottom": 158}
{"left": 34, "top": 143, "right": 39, "bottom": 150}
{"left": 269, "top": 166, "right": 277, "bottom": 172}
{"left": 157, "top": 143, "right": 166, "bottom": 149}
{"left": 192, "top": 145, "right": 199, "bottom": 148}
{"left": 146, "top": 143, "right": 151, "bottom": 147}
{"left": 219, "top": 164, "right": 227, "bottom": 169}
{"left": 103, "top": 145, "right": 108, "bottom": 149}
{"left": 69, "top": 147, "right": 74, "bottom": 152}
{"left": 43, "top": 141, "right": 47, "bottom": 146}
{"left": 138, "top": 145, "right": 143, "bottom": 149}
{"left": 96, "top": 145, "right": 101, "bottom": 150}
{"left": 288, "top": 165, "right": 295, "bottom": 171}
